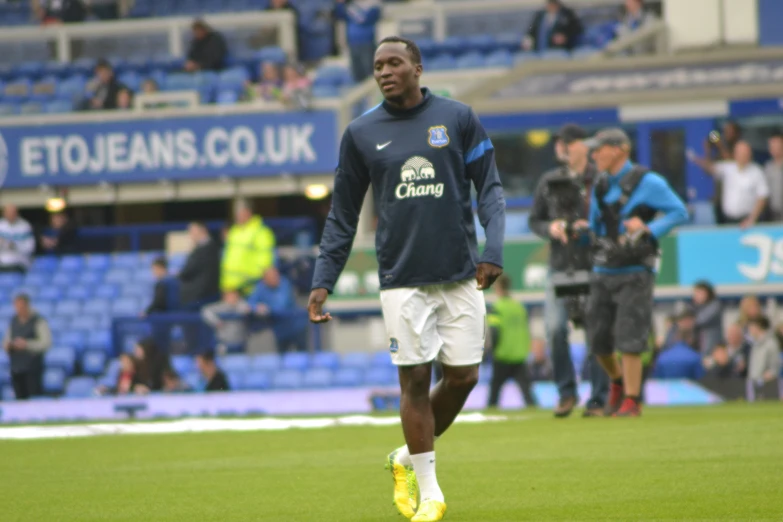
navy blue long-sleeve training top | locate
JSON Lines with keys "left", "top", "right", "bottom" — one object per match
{"left": 589, "top": 160, "right": 689, "bottom": 274}
{"left": 312, "top": 88, "right": 506, "bottom": 293}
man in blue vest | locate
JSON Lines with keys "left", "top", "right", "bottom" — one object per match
{"left": 585, "top": 128, "right": 688, "bottom": 417}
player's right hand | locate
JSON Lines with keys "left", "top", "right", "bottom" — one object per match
{"left": 549, "top": 220, "right": 568, "bottom": 243}
{"left": 308, "top": 288, "right": 332, "bottom": 323}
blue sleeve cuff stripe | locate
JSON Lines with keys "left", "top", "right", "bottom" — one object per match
{"left": 465, "top": 138, "right": 493, "bottom": 165}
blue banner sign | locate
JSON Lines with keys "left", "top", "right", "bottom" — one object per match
{"left": 0, "top": 111, "right": 338, "bottom": 188}
{"left": 494, "top": 59, "right": 783, "bottom": 99}
{"left": 678, "top": 225, "right": 783, "bottom": 285}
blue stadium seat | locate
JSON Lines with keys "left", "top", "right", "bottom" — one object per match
{"left": 98, "top": 358, "right": 121, "bottom": 387}
{"left": 119, "top": 71, "right": 141, "bottom": 92}
{"left": 364, "top": 367, "right": 396, "bottom": 386}
{"left": 59, "top": 331, "right": 87, "bottom": 353}
{"left": 71, "top": 57, "right": 96, "bottom": 76}
{"left": 19, "top": 102, "right": 43, "bottom": 115}
{"left": 70, "top": 316, "right": 100, "bottom": 332}
{"left": 242, "top": 371, "right": 270, "bottom": 390}
{"left": 184, "top": 371, "right": 202, "bottom": 391}
{"left": 514, "top": 52, "right": 540, "bottom": 65}
{"left": 272, "top": 369, "right": 303, "bottom": 389}
{"left": 485, "top": 50, "right": 513, "bottom": 68}
{"left": 47, "top": 315, "right": 70, "bottom": 332}
{"left": 257, "top": 46, "right": 287, "bottom": 64}
{"left": 333, "top": 367, "right": 362, "bottom": 387}
{"left": 0, "top": 103, "right": 18, "bottom": 117}
{"left": 312, "top": 85, "right": 339, "bottom": 98}
{"left": 78, "top": 271, "right": 105, "bottom": 286}
{"left": 1, "top": 385, "right": 14, "bottom": 400}
{"left": 51, "top": 272, "right": 75, "bottom": 287}
{"left": 440, "top": 36, "right": 468, "bottom": 56}
{"left": 281, "top": 352, "right": 310, "bottom": 371}
{"left": 311, "top": 351, "right": 340, "bottom": 370}
{"left": 165, "top": 73, "right": 199, "bottom": 91}
{"left": 340, "top": 352, "right": 371, "bottom": 370}
{"left": 42, "top": 61, "right": 70, "bottom": 77}
{"left": 111, "top": 252, "right": 139, "bottom": 268}
{"left": 93, "top": 284, "right": 120, "bottom": 299}
{"left": 30, "top": 256, "right": 58, "bottom": 273}
{"left": 171, "top": 354, "right": 194, "bottom": 376}
{"left": 112, "top": 297, "right": 140, "bottom": 316}
{"left": 64, "top": 376, "right": 96, "bottom": 398}
{"left": 105, "top": 269, "right": 132, "bottom": 284}
{"left": 371, "top": 351, "right": 394, "bottom": 369}
{"left": 466, "top": 34, "right": 498, "bottom": 54}
{"left": 427, "top": 55, "right": 458, "bottom": 71}
{"left": 302, "top": 368, "right": 333, "bottom": 389}
{"left": 216, "top": 88, "right": 239, "bottom": 105}
{"left": 0, "top": 273, "right": 23, "bottom": 288}
{"left": 65, "top": 286, "right": 92, "bottom": 300}
{"left": 43, "top": 367, "right": 66, "bottom": 394}
{"left": 30, "top": 80, "right": 56, "bottom": 102}
{"left": 85, "top": 254, "right": 111, "bottom": 271}
{"left": 36, "top": 285, "right": 63, "bottom": 302}
{"left": 45, "top": 100, "right": 73, "bottom": 114}
{"left": 55, "top": 300, "right": 82, "bottom": 317}
{"left": 226, "top": 372, "right": 244, "bottom": 390}
{"left": 218, "top": 66, "right": 249, "bottom": 89}
{"left": 33, "top": 301, "right": 54, "bottom": 318}
{"left": 572, "top": 46, "right": 600, "bottom": 59}
{"left": 416, "top": 38, "right": 439, "bottom": 59}
{"left": 0, "top": 350, "right": 9, "bottom": 378}
{"left": 251, "top": 353, "right": 280, "bottom": 372}
{"left": 59, "top": 255, "right": 84, "bottom": 272}
{"left": 82, "top": 350, "right": 107, "bottom": 376}
{"left": 45, "top": 346, "right": 77, "bottom": 374}
{"left": 220, "top": 354, "right": 251, "bottom": 374}
{"left": 86, "top": 331, "right": 112, "bottom": 353}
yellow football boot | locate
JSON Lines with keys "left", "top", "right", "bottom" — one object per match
{"left": 411, "top": 499, "right": 447, "bottom": 521}
{"left": 385, "top": 448, "right": 419, "bottom": 518}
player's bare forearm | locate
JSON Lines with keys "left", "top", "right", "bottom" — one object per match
{"left": 308, "top": 288, "right": 332, "bottom": 323}
{"left": 476, "top": 263, "right": 503, "bottom": 290}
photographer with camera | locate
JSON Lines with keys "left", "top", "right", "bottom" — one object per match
{"left": 585, "top": 128, "right": 688, "bottom": 417}
{"left": 529, "top": 124, "right": 608, "bottom": 418}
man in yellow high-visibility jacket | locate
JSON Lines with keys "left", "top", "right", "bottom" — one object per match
{"left": 221, "top": 201, "right": 276, "bottom": 294}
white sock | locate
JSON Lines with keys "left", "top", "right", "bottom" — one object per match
{"left": 397, "top": 435, "right": 438, "bottom": 467}
{"left": 410, "top": 451, "right": 444, "bottom": 502}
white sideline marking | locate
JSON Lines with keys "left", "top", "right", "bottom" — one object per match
{"left": 0, "top": 412, "right": 511, "bottom": 441}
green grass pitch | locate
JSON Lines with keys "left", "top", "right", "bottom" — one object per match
{"left": 0, "top": 403, "right": 781, "bottom": 521}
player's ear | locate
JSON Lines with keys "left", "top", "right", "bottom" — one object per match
{"left": 414, "top": 63, "right": 423, "bottom": 78}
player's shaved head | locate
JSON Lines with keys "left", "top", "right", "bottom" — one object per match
{"left": 377, "top": 36, "right": 422, "bottom": 65}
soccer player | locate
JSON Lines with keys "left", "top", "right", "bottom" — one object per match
{"left": 308, "top": 37, "right": 505, "bottom": 521}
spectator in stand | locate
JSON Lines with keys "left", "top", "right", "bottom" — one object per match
{"left": 692, "top": 280, "right": 723, "bottom": 355}
{"left": 195, "top": 351, "right": 230, "bottom": 391}
{"left": 527, "top": 338, "right": 553, "bottom": 381}
{"left": 738, "top": 295, "right": 763, "bottom": 331}
{"left": 144, "top": 257, "right": 180, "bottom": 315}
{"left": 132, "top": 338, "right": 171, "bottom": 394}
{"left": 95, "top": 353, "right": 136, "bottom": 396}
{"left": 3, "top": 294, "right": 51, "bottom": 400}
{"left": 185, "top": 19, "right": 228, "bottom": 72}
{"left": 702, "top": 343, "right": 736, "bottom": 379}
{"left": 697, "top": 121, "right": 742, "bottom": 224}
{"left": 248, "top": 266, "right": 308, "bottom": 353}
{"left": 142, "top": 79, "right": 159, "bottom": 94}
{"left": 263, "top": 0, "right": 303, "bottom": 62}
{"left": 34, "top": 0, "right": 86, "bottom": 24}
{"left": 615, "top": 0, "right": 657, "bottom": 54}
{"left": 725, "top": 322, "right": 750, "bottom": 377}
{"left": 673, "top": 309, "right": 697, "bottom": 350}
{"left": 334, "top": 0, "right": 382, "bottom": 83}
{"left": 764, "top": 133, "right": 783, "bottom": 221}
{"left": 201, "top": 291, "right": 252, "bottom": 354}
{"left": 280, "top": 63, "right": 312, "bottom": 110}
{"left": 523, "top": 0, "right": 583, "bottom": 52}
{"left": 40, "top": 211, "right": 77, "bottom": 254}
{"left": 162, "top": 369, "right": 189, "bottom": 392}
{"left": 116, "top": 87, "right": 134, "bottom": 110}
{"left": 221, "top": 199, "right": 276, "bottom": 294}
{"left": 86, "top": 59, "right": 125, "bottom": 111}
{"left": 179, "top": 222, "right": 221, "bottom": 311}
{"left": 690, "top": 141, "right": 769, "bottom": 228}
{"left": 0, "top": 205, "right": 35, "bottom": 274}
{"left": 747, "top": 316, "right": 782, "bottom": 386}
{"left": 246, "top": 62, "right": 283, "bottom": 102}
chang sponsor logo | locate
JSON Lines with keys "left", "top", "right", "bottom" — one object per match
{"left": 395, "top": 156, "right": 444, "bottom": 199}
{"left": 17, "top": 124, "right": 317, "bottom": 177}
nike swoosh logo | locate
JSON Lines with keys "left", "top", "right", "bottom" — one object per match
{"left": 376, "top": 141, "right": 392, "bottom": 150}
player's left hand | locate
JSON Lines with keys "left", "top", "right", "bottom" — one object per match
{"left": 623, "top": 217, "right": 648, "bottom": 234}
{"left": 476, "top": 263, "right": 503, "bottom": 290}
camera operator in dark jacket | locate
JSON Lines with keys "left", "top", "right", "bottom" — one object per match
{"left": 528, "top": 124, "right": 608, "bottom": 418}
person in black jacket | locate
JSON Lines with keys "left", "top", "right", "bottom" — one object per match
{"left": 40, "top": 212, "right": 78, "bottom": 254}
{"left": 88, "top": 59, "right": 125, "bottom": 111}
{"left": 195, "top": 351, "right": 230, "bottom": 392}
{"left": 179, "top": 222, "right": 221, "bottom": 311}
{"left": 145, "top": 257, "right": 180, "bottom": 315}
{"left": 523, "top": 0, "right": 583, "bottom": 52}
{"left": 185, "top": 19, "right": 228, "bottom": 72}
{"left": 528, "top": 124, "right": 608, "bottom": 418}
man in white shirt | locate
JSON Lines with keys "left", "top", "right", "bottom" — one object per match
{"left": 764, "top": 133, "right": 783, "bottom": 221}
{"left": 690, "top": 141, "right": 769, "bottom": 228}
{"left": 0, "top": 205, "right": 35, "bottom": 274}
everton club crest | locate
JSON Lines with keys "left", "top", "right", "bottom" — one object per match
{"left": 427, "top": 125, "right": 450, "bottom": 148}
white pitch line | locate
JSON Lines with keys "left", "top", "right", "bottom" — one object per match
{"left": 0, "top": 412, "right": 513, "bottom": 441}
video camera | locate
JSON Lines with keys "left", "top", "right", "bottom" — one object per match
{"left": 546, "top": 173, "right": 593, "bottom": 327}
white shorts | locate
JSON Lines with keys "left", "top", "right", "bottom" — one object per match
{"left": 380, "top": 278, "right": 486, "bottom": 367}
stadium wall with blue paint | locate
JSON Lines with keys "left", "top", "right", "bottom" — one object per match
{"left": 677, "top": 225, "right": 783, "bottom": 286}
{"left": 0, "top": 111, "right": 338, "bottom": 188}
